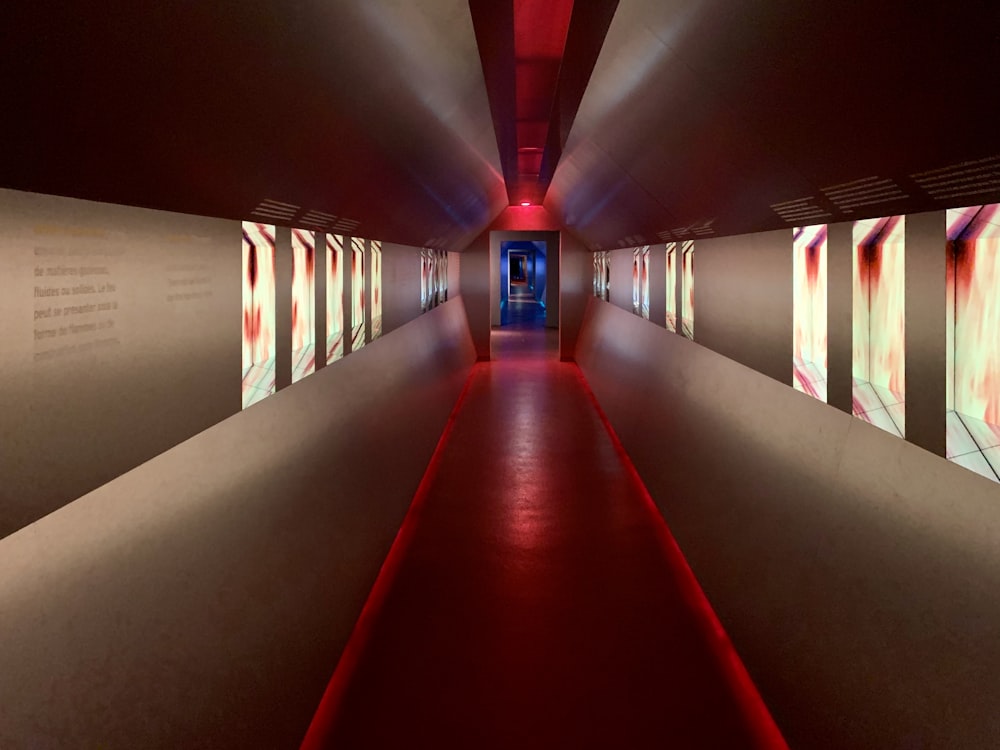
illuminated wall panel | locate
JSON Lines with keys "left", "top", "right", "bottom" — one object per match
{"left": 602, "top": 252, "right": 609, "bottom": 301}
{"left": 371, "top": 240, "right": 383, "bottom": 340}
{"left": 441, "top": 250, "right": 449, "bottom": 302}
{"left": 852, "top": 216, "right": 905, "bottom": 436}
{"left": 435, "top": 249, "right": 446, "bottom": 306}
{"left": 242, "top": 222, "right": 276, "bottom": 409}
{"left": 420, "top": 249, "right": 448, "bottom": 313}
{"left": 680, "top": 240, "right": 694, "bottom": 339}
{"left": 640, "top": 245, "right": 650, "bottom": 320}
{"left": 326, "top": 234, "right": 345, "bottom": 364}
{"left": 420, "top": 249, "right": 431, "bottom": 312}
{"left": 291, "top": 229, "right": 316, "bottom": 383}
{"left": 665, "top": 243, "right": 677, "bottom": 332}
{"left": 792, "top": 224, "right": 828, "bottom": 402}
{"left": 351, "top": 237, "right": 365, "bottom": 351}
{"left": 946, "top": 204, "right": 1000, "bottom": 482}
{"left": 631, "top": 248, "right": 641, "bottom": 315}
{"left": 593, "top": 251, "right": 610, "bottom": 301}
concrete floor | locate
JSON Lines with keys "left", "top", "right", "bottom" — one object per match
{"left": 300, "top": 315, "right": 785, "bottom": 749}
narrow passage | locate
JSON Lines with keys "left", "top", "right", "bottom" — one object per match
{"left": 302, "top": 328, "right": 784, "bottom": 749}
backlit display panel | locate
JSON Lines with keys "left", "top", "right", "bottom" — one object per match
{"left": 852, "top": 216, "right": 905, "bottom": 436}
{"left": 241, "top": 222, "right": 276, "bottom": 409}
{"left": 441, "top": 250, "right": 449, "bottom": 302}
{"left": 640, "top": 245, "right": 650, "bottom": 320}
{"left": 665, "top": 243, "right": 677, "bottom": 332}
{"left": 421, "top": 249, "right": 448, "bottom": 312}
{"left": 632, "top": 248, "right": 641, "bottom": 315}
{"left": 680, "top": 240, "right": 694, "bottom": 339}
{"left": 371, "top": 240, "right": 383, "bottom": 340}
{"left": 946, "top": 204, "right": 1000, "bottom": 482}
{"left": 291, "top": 229, "right": 316, "bottom": 383}
{"left": 435, "top": 249, "right": 446, "bottom": 306}
{"left": 793, "top": 225, "right": 828, "bottom": 402}
{"left": 326, "top": 234, "right": 345, "bottom": 364}
{"left": 593, "top": 251, "right": 609, "bottom": 301}
{"left": 351, "top": 236, "right": 365, "bottom": 351}
{"left": 421, "top": 249, "right": 431, "bottom": 312}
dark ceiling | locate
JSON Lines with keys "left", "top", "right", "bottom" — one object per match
{"left": 3, "top": 1, "right": 1000, "bottom": 252}
{"left": 547, "top": 0, "right": 1000, "bottom": 249}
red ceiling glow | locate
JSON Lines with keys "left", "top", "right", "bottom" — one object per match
{"left": 512, "top": 0, "right": 575, "bottom": 202}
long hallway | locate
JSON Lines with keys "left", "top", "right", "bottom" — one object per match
{"left": 301, "top": 328, "right": 786, "bottom": 749}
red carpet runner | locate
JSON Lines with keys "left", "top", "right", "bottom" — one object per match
{"left": 301, "top": 328, "right": 787, "bottom": 749}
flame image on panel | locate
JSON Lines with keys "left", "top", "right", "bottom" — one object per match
{"left": 437, "top": 250, "right": 448, "bottom": 304}
{"left": 640, "top": 246, "right": 650, "bottom": 320}
{"left": 433, "top": 250, "right": 441, "bottom": 307}
{"left": 421, "top": 249, "right": 431, "bottom": 312}
{"left": 421, "top": 249, "right": 447, "bottom": 313}
{"left": 603, "top": 253, "right": 609, "bottom": 301}
{"left": 327, "top": 234, "right": 345, "bottom": 364}
{"left": 665, "top": 243, "right": 677, "bottom": 332}
{"left": 371, "top": 240, "right": 383, "bottom": 340}
{"left": 852, "top": 216, "right": 905, "bottom": 436}
{"left": 592, "top": 251, "right": 610, "bottom": 301}
{"left": 946, "top": 204, "right": 1000, "bottom": 482}
{"left": 351, "top": 237, "right": 366, "bottom": 351}
{"left": 632, "top": 248, "right": 641, "bottom": 315}
{"left": 291, "top": 229, "right": 316, "bottom": 383}
{"left": 241, "top": 222, "right": 276, "bottom": 409}
{"left": 680, "top": 240, "right": 694, "bottom": 339}
{"left": 792, "top": 225, "right": 828, "bottom": 402}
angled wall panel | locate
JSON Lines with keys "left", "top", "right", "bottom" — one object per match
{"left": 947, "top": 204, "right": 1000, "bottom": 481}
{"left": 665, "top": 243, "right": 677, "bottom": 332}
{"left": 852, "top": 217, "right": 905, "bottom": 436}
{"left": 680, "top": 240, "right": 695, "bottom": 339}
{"left": 242, "top": 222, "right": 276, "bottom": 408}
{"left": 792, "top": 224, "right": 828, "bottom": 402}
{"left": 290, "top": 229, "right": 316, "bottom": 383}
{"left": 640, "top": 245, "right": 650, "bottom": 320}
{"left": 632, "top": 247, "right": 641, "bottom": 315}
{"left": 371, "top": 240, "right": 383, "bottom": 340}
{"left": 326, "top": 234, "right": 345, "bottom": 364}
{"left": 351, "top": 237, "right": 366, "bottom": 351}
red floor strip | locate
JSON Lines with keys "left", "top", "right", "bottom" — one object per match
{"left": 574, "top": 365, "right": 789, "bottom": 750}
{"left": 301, "top": 331, "right": 788, "bottom": 748}
{"left": 298, "top": 365, "right": 480, "bottom": 750}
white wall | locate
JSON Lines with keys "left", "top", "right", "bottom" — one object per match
{"left": 0, "top": 299, "right": 476, "bottom": 749}
{"left": 577, "top": 298, "right": 1000, "bottom": 750}
{"left": 608, "top": 246, "right": 633, "bottom": 312}
{"left": 0, "top": 188, "right": 240, "bottom": 537}
{"left": 381, "top": 241, "right": 422, "bottom": 335}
